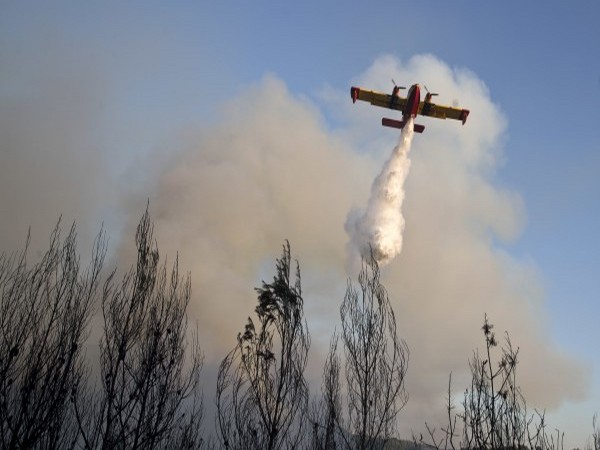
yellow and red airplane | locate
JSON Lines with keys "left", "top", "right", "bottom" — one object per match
{"left": 350, "top": 82, "right": 470, "bottom": 133}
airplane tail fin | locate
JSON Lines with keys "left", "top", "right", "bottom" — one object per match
{"left": 382, "top": 118, "right": 425, "bottom": 133}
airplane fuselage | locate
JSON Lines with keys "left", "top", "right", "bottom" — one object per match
{"left": 403, "top": 84, "right": 421, "bottom": 119}
{"left": 383, "top": 84, "right": 424, "bottom": 132}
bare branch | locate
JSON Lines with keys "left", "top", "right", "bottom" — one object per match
{"left": 216, "top": 241, "right": 310, "bottom": 450}
{"left": 0, "top": 221, "right": 105, "bottom": 449}
{"left": 80, "top": 206, "right": 205, "bottom": 449}
{"left": 338, "top": 252, "right": 409, "bottom": 450}
{"left": 422, "top": 316, "right": 563, "bottom": 450}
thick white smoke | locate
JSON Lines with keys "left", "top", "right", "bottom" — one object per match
{"left": 346, "top": 118, "right": 415, "bottom": 266}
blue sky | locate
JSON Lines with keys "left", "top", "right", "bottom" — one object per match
{"left": 1, "top": 1, "right": 599, "bottom": 445}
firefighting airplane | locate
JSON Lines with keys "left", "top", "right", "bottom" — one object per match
{"left": 350, "top": 82, "right": 470, "bottom": 133}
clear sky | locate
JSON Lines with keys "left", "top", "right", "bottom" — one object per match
{"left": 1, "top": 1, "right": 599, "bottom": 446}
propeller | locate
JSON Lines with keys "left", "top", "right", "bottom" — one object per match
{"left": 392, "top": 79, "right": 406, "bottom": 90}
{"left": 424, "top": 85, "right": 438, "bottom": 97}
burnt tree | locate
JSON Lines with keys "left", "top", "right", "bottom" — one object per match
{"left": 420, "top": 315, "right": 563, "bottom": 450}
{"left": 216, "top": 241, "right": 310, "bottom": 450}
{"left": 309, "top": 336, "right": 342, "bottom": 450}
{"left": 0, "top": 222, "right": 105, "bottom": 449}
{"left": 338, "top": 255, "right": 409, "bottom": 450}
{"left": 76, "top": 208, "right": 205, "bottom": 449}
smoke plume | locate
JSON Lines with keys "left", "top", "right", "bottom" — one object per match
{"left": 1, "top": 34, "right": 591, "bottom": 445}
{"left": 346, "top": 118, "right": 414, "bottom": 266}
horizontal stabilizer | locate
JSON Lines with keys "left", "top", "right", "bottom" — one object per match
{"left": 382, "top": 118, "right": 404, "bottom": 129}
{"left": 382, "top": 118, "right": 425, "bottom": 133}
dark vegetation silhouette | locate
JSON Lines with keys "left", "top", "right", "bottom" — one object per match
{"left": 338, "top": 255, "right": 409, "bottom": 450}
{"left": 418, "top": 315, "right": 565, "bottom": 450}
{"left": 308, "top": 254, "right": 409, "bottom": 450}
{"left": 0, "top": 223, "right": 104, "bottom": 449}
{"left": 591, "top": 414, "right": 599, "bottom": 450}
{"left": 216, "top": 241, "right": 309, "bottom": 450}
{"left": 309, "top": 337, "right": 342, "bottom": 450}
{"left": 75, "top": 208, "right": 205, "bottom": 449}
{"left": 0, "top": 210, "right": 596, "bottom": 449}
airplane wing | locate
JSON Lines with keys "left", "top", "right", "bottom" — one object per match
{"left": 418, "top": 101, "right": 470, "bottom": 124}
{"left": 350, "top": 87, "right": 407, "bottom": 112}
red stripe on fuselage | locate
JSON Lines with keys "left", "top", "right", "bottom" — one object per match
{"left": 405, "top": 84, "right": 420, "bottom": 119}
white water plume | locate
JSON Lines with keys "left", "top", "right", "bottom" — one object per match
{"left": 346, "top": 118, "right": 415, "bottom": 266}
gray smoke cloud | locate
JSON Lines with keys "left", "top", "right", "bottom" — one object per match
{"left": 0, "top": 32, "right": 112, "bottom": 256}
{"left": 131, "top": 55, "right": 589, "bottom": 438}
{"left": 2, "top": 42, "right": 591, "bottom": 443}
